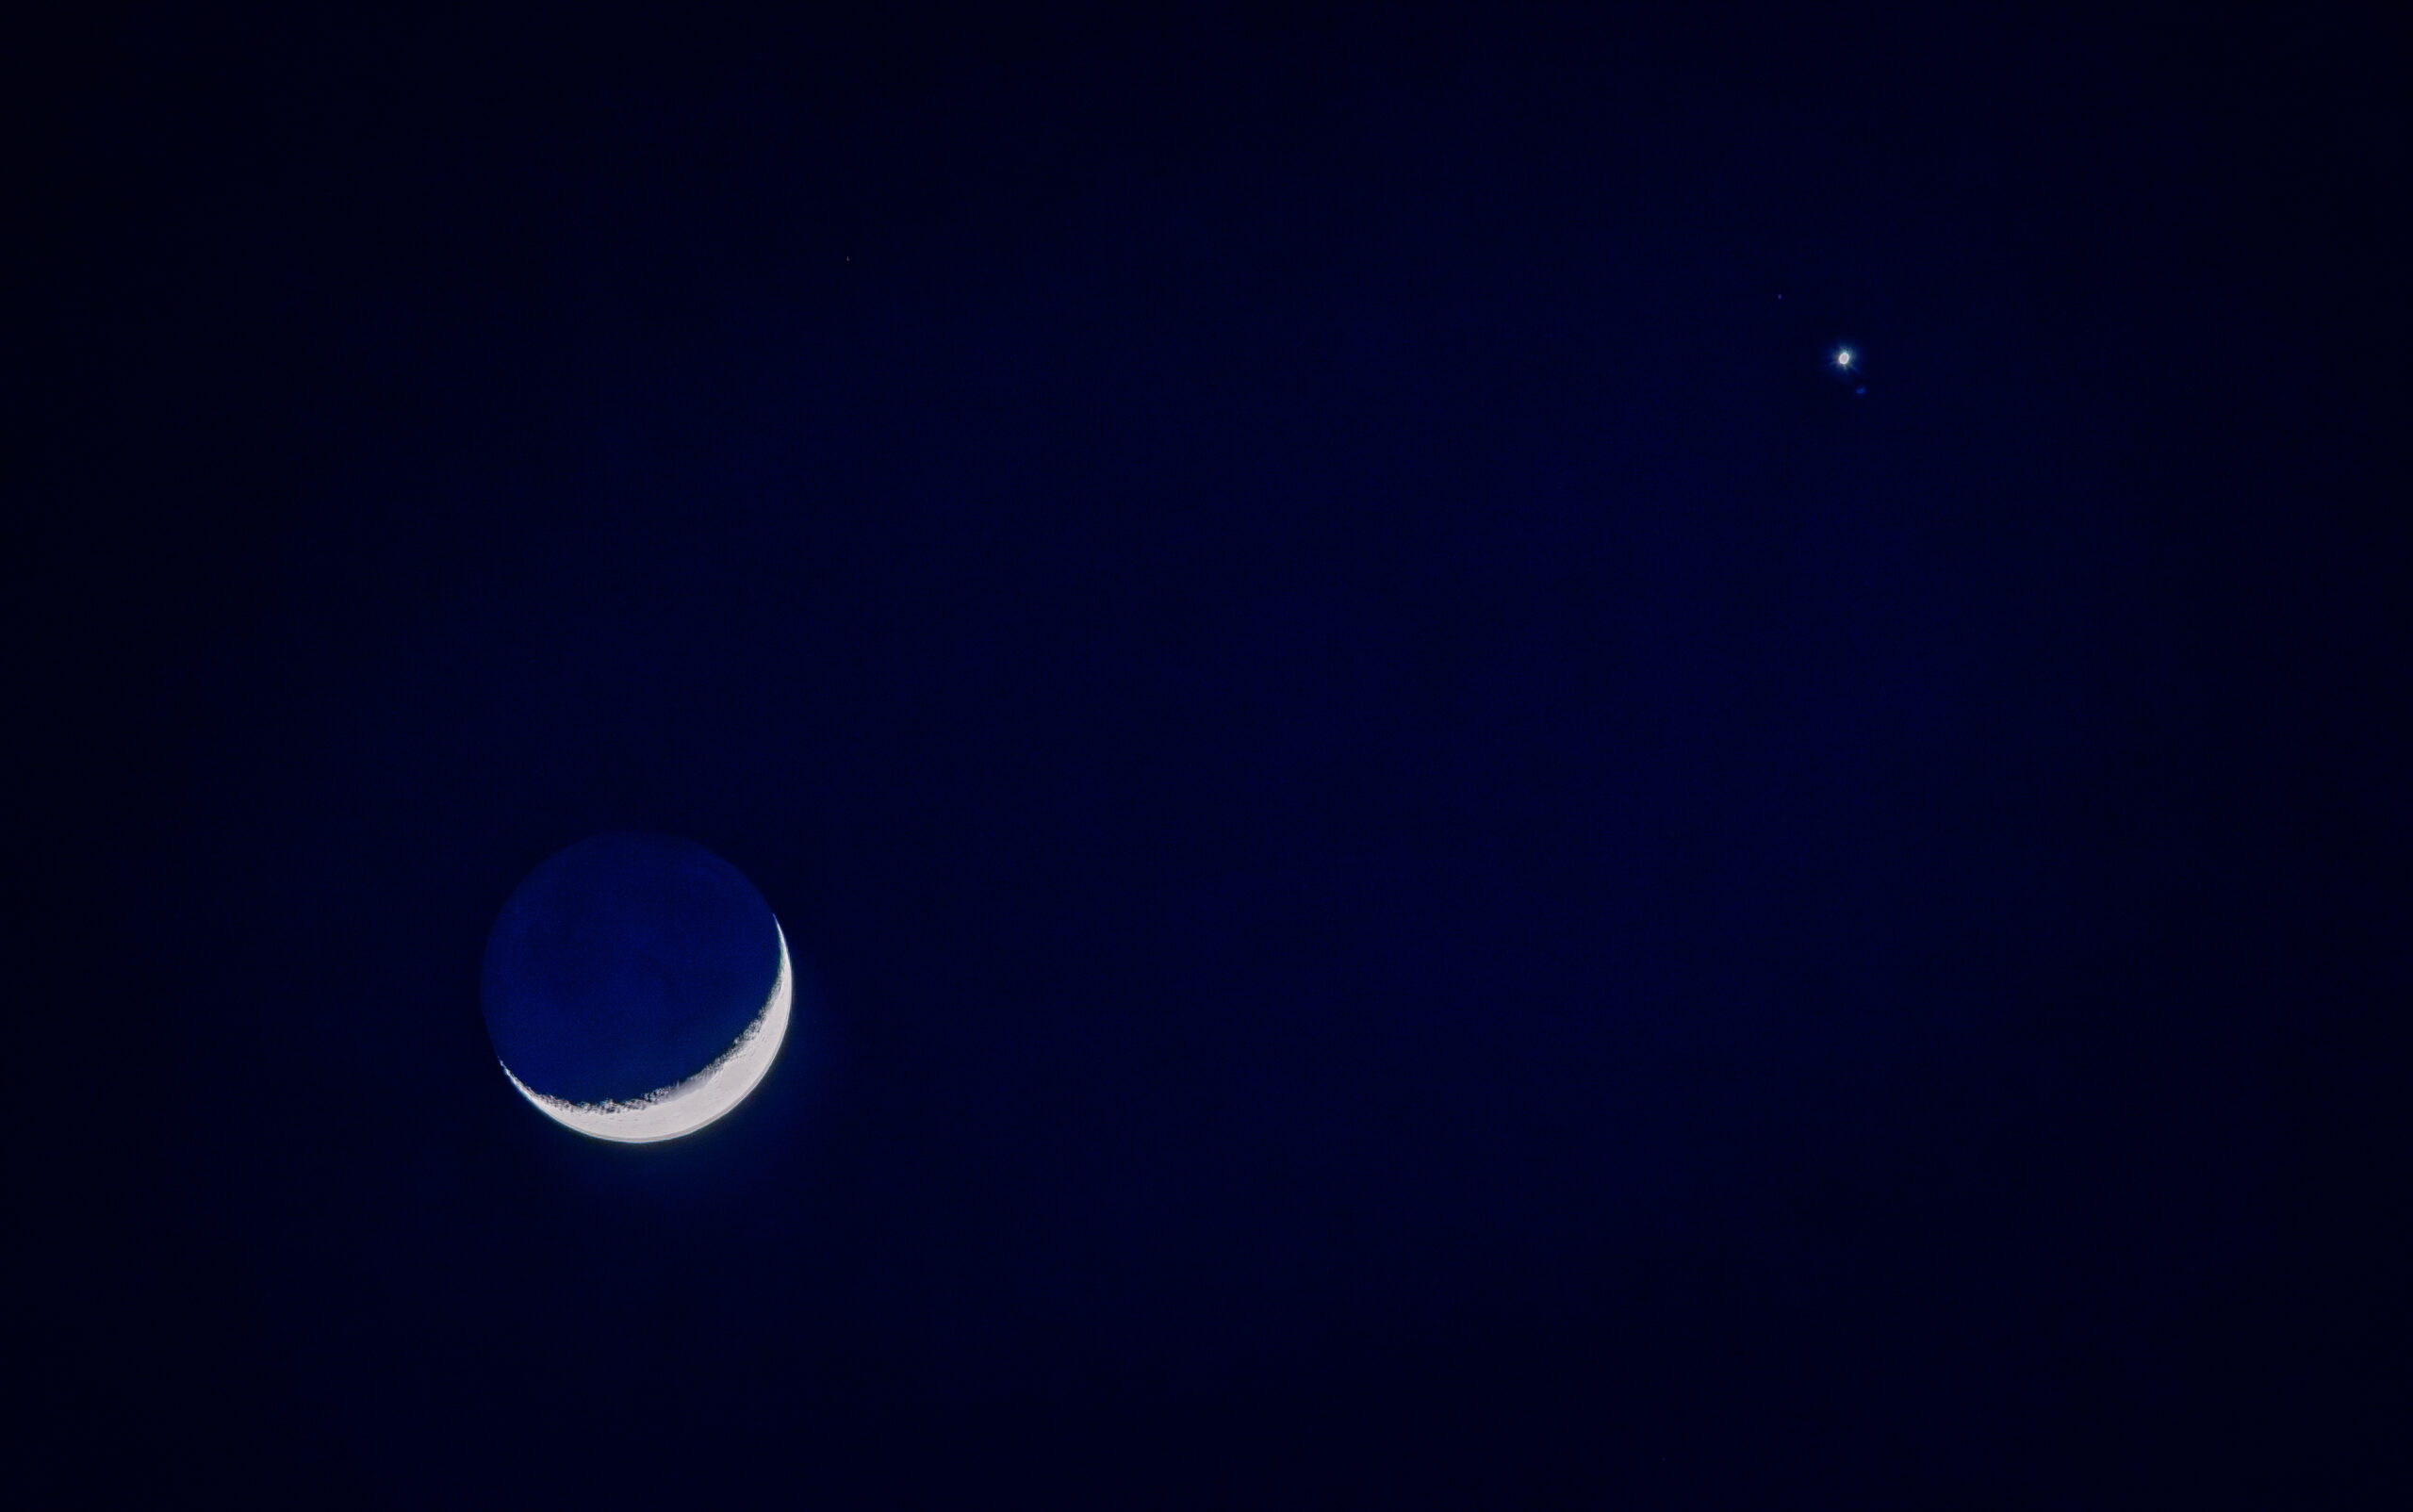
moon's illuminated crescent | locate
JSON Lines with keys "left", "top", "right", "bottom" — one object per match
{"left": 499, "top": 921, "right": 791, "bottom": 1143}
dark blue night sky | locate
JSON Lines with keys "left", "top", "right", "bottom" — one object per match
{"left": 8, "top": 4, "right": 2403, "bottom": 1504}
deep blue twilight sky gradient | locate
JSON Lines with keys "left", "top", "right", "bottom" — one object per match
{"left": 7, "top": 4, "right": 2404, "bottom": 1504}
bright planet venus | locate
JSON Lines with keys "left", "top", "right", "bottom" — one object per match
{"left": 482, "top": 832, "right": 789, "bottom": 1142}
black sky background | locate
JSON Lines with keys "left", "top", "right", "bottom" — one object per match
{"left": 8, "top": 3, "right": 2405, "bottom": 1503}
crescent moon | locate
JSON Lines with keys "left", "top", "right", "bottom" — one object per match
{"left": 499, "top": 921, "right": 792, "bottom": 1143}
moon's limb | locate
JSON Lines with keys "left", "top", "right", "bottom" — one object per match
{"left": 501, "top": 922, "right": 792, "bottom": 1143}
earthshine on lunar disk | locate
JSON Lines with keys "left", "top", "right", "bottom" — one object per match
{"left": 501, "top": 925, "right": 790, "bottom": 1142}
{"left": 482, "top": 833, "right": 790, "bottom": 1142}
